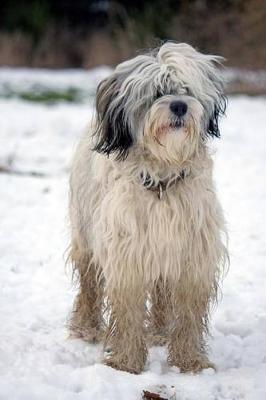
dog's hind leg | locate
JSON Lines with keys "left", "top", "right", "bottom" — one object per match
{"left": 68, "top": 240, "right": 103, "bottom": 343}
{"left": 104, "top": 281, "right": 147, "bottom": 374}
{"left": 148, "top": 277, "right": 170, "bottom": 346}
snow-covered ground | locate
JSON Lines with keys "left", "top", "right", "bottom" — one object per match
{"left": 0, "top": 66, "right": 112, "bottom": 100}
{"left": 0, "top": 69, "right": 266, "bottom": 400}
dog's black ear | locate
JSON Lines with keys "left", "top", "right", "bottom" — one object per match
{"left": 93, "top": 75, "right": 133, "bottom": 160}
{"left": 207, "top": 94, "right": 227, "bottom": 138}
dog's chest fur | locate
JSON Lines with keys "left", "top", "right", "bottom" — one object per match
{"left": 82, "top": 153, "right": 223, "bottom": 285}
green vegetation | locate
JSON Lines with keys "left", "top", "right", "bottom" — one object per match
{"left": 0, "top": 86, "right": 94, "bottom": 104}
{"left": 19, "top": 88, "right": 80, "bottom": 103}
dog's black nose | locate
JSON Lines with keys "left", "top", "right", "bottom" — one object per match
{"left": 170, "top": 101, "right": 188, "bottom": 117}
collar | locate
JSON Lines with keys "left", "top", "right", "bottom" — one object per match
{"left": 140, "top": 170, "right": 186, "bottom": 200}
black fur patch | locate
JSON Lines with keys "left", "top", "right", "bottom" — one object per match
{"left": 93, "top": 76, "right": 133, "bottom": 160}
{"left": 94, "top": 109, "right": 133, "bottom": 161}
{"left": 207, "top": 94, "right": 227, "bottom": 138}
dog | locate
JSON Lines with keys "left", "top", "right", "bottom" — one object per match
{"left": 68, "top": 42, "right": 228, "bottom": 374}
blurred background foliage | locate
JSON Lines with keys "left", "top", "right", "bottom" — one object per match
{"left": 0, "top": 0, "right": 265, "bottom": 69}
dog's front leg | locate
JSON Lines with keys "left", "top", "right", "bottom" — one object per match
{"left": 104, "top": 283, "right": 147, "bottom": 374}
{"left": 167, "top": 280, "right": 215, "bottom": 373}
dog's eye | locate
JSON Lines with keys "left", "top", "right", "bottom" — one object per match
{"left": 154, "top": 89, "right": 164, "bottom": 100}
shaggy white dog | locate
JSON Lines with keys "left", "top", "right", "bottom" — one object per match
{"left": 68, "top": 42, "right": 228, "bottom": 374}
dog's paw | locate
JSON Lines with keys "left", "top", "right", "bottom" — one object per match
{"left": 180, "top": 359, "right": 216, "bottom": 373}
{"left": 104, "top": 358, "right": 144, "bottom": 374}
{"left": 169, "top": 356, "right": 216, "bottom": 373}
{"left": 104, "top": 348, "right": 146, "bottom": 374}
{"left": 69, "top": 326, "right": 103, "bottom": 343}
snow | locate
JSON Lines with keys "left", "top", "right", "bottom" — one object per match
{"left": 0, "top": 68, "right": 266, "bottom": 400}
{"left": 0, "top": 66, "right": 112, "bottom": 97}
{"left": 223, "top": 68, "right": 266, "bottom": 91}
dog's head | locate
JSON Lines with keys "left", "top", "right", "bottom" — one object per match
{"left": 93, "top": 42, "right": 226, "bottom": 164}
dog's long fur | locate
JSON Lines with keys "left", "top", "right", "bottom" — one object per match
{"left": 68, "top": 42, "right": 228, "bottom": 374}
